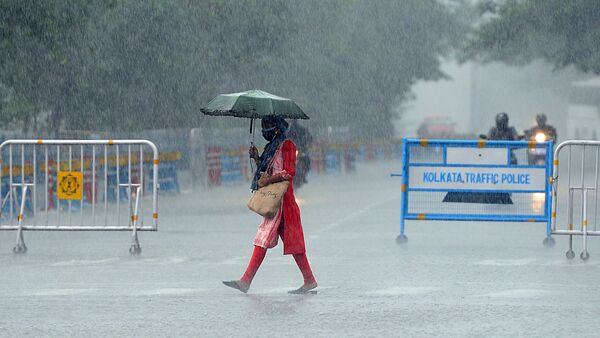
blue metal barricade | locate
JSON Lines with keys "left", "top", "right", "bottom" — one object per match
{"left": 146, "top": 162, "right": 179, "bottom": 194}
{"left": 325, "top": 150, "right": 341, "bottom": 174}
{"left": 220, "top": 153, "right": 242, "bottom": 185}
{"left": 396, "top": 139, "right": 554, "bottom": 244}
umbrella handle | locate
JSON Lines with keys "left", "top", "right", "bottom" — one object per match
{"left": 250, "top": 117, "right": 256, "bottom": 147}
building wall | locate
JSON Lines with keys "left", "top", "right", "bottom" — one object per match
{"left": 398, "top": 61, "right": 472, "bottom": 138}
{"left": 401, "top": 60, "right": 586, "bottom": 141}
{"left": 469, "top": 61, "right": 584, "bottom": 140}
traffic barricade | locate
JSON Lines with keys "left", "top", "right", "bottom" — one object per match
{"left": 239, "top": 146, "right": 252, "bottom": 182}
{"left": 1, "top": 176, "right": 33, "bottom": 217}
{"left": 154, "top": 151, "right": 180, "bottom": 193}
{"left": 375, "top": 144, "right": 385, "bottom": 161}
{"left": 221, "top": 148, "right": 242, "bottom": 185}
{"left": 395, "top": 138, "right": 554, "bottom": 244}
{"left": 310, "top": 143, "right": 324, "bottom": 175}
{"left": 343, "top": 143, "right": 357, "bottom": 174}
{"left": 82, "top": 156, "right": 98, "bottom": 206}
{"left": 551, "top": 140, "right": 600, "bottom": 260}
{"left": 0, "top": 140, "right": 159, "bottom": 255}
{"left": 324, "top": 148, "right": 341, "bottom": 174}
{"left": 155, "top": 162, "right": 179, "bottom": 193}
{"left": 207, "top": 146, "right": 222, "bottom": 186}
{"left": 365, "top": 144, "right": 376, "bottom": 162}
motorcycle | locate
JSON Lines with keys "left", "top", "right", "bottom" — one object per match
{"left": 528, "top": 132, "right": 550, "bottom": 212}
{"left": 526, "top": 130, "right": 551, "bottom": 166}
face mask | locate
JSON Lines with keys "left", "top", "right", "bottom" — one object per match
{"left": 262, "top": 127, "right": 276, "bottom": 141}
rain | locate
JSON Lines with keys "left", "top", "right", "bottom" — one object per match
{"left": 1, "top": 0, "right": 600, "bottom": 336}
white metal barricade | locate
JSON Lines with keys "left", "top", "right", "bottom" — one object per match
{"left": 0, "top": 140, "right": 159, "bottom": 255}
{"left": 551, "top": 140, "right": 600, "bottom": 260}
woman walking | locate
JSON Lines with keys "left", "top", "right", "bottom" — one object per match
{"left": 223, "top": 116, "right": 317, "bottom": 294}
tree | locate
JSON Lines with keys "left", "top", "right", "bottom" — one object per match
{"left": 0, "top": 0, "right": 466, "bottom": 138}
{"left": 465, "top": 0, "right": 600, "bottom": 74}
{"left": 0, "top": 0, "right": 109, "bottom": 135}
{"left": 254, "top": 0, "right": 467, "bottom": 139}
{"left": 0, "top": 0, "right": 295, "bottom": 133}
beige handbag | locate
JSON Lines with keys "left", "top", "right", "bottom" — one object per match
{"left": 247, "top": 146, "right": 289, "bottom": 218}
{"left": 247, "top": 180, "right": 289, "bottom": 218}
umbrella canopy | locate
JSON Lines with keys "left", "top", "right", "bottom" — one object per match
{"left": 201, "top": 89, "right": 309, "bottom": 120}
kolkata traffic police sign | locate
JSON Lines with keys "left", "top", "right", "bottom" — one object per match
{"left": 57, "top": 171, "right": 83, "bottom": 200}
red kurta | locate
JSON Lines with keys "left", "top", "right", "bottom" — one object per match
{"left": 279, "top": 139, "right": 306, "bottom": 255}
{"left": 253, "top": 139, "right": 306, "bottom": 255}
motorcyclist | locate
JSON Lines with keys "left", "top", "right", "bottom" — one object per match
{"left": 447, "top": 112, "right": 520, "bottom": 204}
{"left": 287, "top": 120, "right": 312, "bottom": 189}
{"left": 482, "top": 112, "right": 522, "bottom": 165}
{"left": 525, "top": 114, "right": 557, "bottom": 165}
{"left": 525, "top": 114, "right": 557, "bottom": 142}
{"left": 486, "top": 112, "right": 521, "bottom": 141}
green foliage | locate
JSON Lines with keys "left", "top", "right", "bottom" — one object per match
{"left": 0, "top": 0, "right": 103, "bottom": 133}
{"left": 241, "top": 0, "right": 466, "bottom": 138}
{"left": 465, "top": 0, "right": 600, "bottom": 74}
{"left": 0, "top": 0, "right": 464, "bottom": 138}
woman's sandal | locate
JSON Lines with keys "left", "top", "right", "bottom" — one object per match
{"left": 222, "top": 280, "right": 250, "bottom": 293}
{"left": 288, "top": 282, "right": 318, "bottom": 294}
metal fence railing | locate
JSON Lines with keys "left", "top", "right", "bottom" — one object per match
{"left": 551, "top": 140, "right": 600, "bottom": 260}
{"left": 0, "top": 139, "right": 159, "bottom": 255}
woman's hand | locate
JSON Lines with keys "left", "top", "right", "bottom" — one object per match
{"left": 249, "top": 145, "right": 259, "bottom": 160}
{"left": 258, "top": 174, "right": 270, "bottom": 188}
{"left": 257, "top": 173, "right": 286, "bottom": 188}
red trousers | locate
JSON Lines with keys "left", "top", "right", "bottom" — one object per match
{"left": 241, "top": 245, "right": 316, "bottom": 285}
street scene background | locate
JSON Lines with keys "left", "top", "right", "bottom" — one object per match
{"left": 1, "top": 1, "right": 600, "bottom": 336}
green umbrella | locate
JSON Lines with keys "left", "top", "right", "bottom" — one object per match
{"left": 201, "top": 89, "right": 309, "bottom": 120}
{"left": 201, "top": 89, "right": 310, "bottom": 162}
